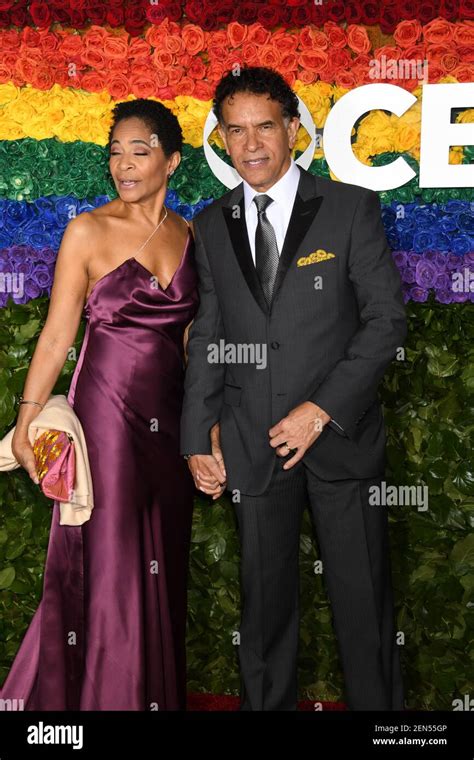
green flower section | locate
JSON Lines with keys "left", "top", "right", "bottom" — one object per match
{"left": 1, "top": 138, "right": 474, "bottom": 207}
{"left": 0, "top": 297, "right": 472, "bottom": 707}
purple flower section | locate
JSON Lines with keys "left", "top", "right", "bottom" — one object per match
{"left": 0, "top": 245, "right": 474, "bottom": 307}
{"left": 397, "top": 250, "right": 474, "bottom": 304}
{"left": 0, "top": 245, "right": 55, "bottom": 306}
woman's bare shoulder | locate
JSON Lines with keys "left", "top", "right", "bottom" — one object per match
{"left": 65, "top": 199, "right": 120, "bottom": 242}
{"left": 79, "top": 198, "right": 123, "bottom": 224}
{"left": 87, "top": 198, "right": 122, "bottom": 224}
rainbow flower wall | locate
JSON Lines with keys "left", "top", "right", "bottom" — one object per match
{"left": 0, "top": 2, "right": 472, "bottom": 709}
{"left": 0, "top": 10, "right": 473, "bottom": 304}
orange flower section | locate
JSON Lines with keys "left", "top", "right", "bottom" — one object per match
{"left": 0, "top": 18, "right": 472, "bottom": 101}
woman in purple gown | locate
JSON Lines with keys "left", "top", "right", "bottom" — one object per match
{"left": 0, "top": 99, "right": 198, "bottom": 710}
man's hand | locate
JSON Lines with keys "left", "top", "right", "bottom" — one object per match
{"left": 187, "top": 422, "right": 227, "bottom": 500}
{"left": 269, "top": 402, "right": 331, "bottom": 470}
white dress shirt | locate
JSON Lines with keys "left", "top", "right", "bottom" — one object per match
{"left": 243, "top": 158, "right": 300, "bottom": 264}
{"left": 242, "top": 157, "right": 344, "bottom": 433}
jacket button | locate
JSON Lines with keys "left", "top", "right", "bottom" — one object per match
{"left": 271, "top": 341, "right": 280, "bottom": 349}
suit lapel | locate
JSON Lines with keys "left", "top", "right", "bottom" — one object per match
{"left": 222, "top": 166, "right": 323, "bottom": 316}
{"left": 222, "top": 192, "right": 269, "bottom": 314}
{"left": 272, "top": 185, "right": 323, "bottom": 309}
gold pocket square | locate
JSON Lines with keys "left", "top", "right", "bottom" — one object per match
{"left": 297, "top": 249, "right": 336, "bottom": 267}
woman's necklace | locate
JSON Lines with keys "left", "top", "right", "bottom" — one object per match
{"left": 135, "top": 206, "right": 168, "bottom": 257}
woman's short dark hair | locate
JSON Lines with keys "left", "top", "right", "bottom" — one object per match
{"left": 107, "top": 98, "right": 183, "bottom": 158}
{"left": 213, "top": 67, "right": 300, "bottom": 125}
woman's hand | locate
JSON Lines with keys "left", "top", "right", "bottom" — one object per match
{"left": 12, "top": 432, "right": 39, "bottom": 484}
{"left": 186, "top": 422, "right": 227, "bottom": 501}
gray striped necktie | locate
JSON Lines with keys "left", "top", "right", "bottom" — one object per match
{"left": 253, "top": 194, "right": 279, "bottom": 306}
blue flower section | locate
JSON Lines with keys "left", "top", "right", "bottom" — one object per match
{"left": 1, "top": 194, "right": 473, "bottom": 306}
{"left": 1, "top": 195, "right": 473, "bottom": 254}
{"left": 0, "top": 190, "right": 213, "bottom": 251}
{"left": 381, "top": 200, "right": 474, "bottom": 256}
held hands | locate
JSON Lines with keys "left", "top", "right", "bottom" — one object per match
{"left": 269, "top": 401, "right": 331, "bottom": 470}
{"left": 187, "top": 402, "right": 329, "bottom": 496}
{"left": 186, "top": 422, "right": 227, "bottom": 500}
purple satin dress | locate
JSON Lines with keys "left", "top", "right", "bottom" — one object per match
{"left": 0, "top": 228, "right": 198, "bottom": 710}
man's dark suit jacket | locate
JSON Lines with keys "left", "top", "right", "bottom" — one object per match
{"left": 180, "top": 166, "right": 407, "bottom": 495}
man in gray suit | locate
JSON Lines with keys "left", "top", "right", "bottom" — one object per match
{"left": 180, "top": 66, "right": 406, "bottom": 711}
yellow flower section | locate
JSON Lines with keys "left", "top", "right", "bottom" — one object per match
{"left": 0, "top": 79, "right": 469, "bottom": 167}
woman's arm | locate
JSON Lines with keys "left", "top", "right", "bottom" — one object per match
{"left": 12, "top": 214, "right": 92, "bottom": 479}
{"left": 183, "top": 320, "right": 193, "bottom": 364}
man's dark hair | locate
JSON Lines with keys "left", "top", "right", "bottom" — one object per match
{"left": 213, "top": 67, "right": 300, "bottom": 125}
{"left": 107, "top": 98, "right": 183, "bottom": 158}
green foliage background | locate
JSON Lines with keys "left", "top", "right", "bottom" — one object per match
{"left": 0, "top": 297, "right": 472, "bottom": 708}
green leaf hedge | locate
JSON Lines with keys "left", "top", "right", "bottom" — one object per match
{"left": 0, "top": 297, "right": 472, "bottom": 708}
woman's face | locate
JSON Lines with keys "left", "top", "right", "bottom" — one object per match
{"left": 109, "top": 116, "right": 180, "bottom": 201}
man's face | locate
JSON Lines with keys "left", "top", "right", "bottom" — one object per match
{"left": 218, "top": 91, "right": 300, "bottom": 193}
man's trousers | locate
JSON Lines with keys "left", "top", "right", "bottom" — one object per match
{"left": 233, "top": 457, "right": 405, "bottom": 711}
